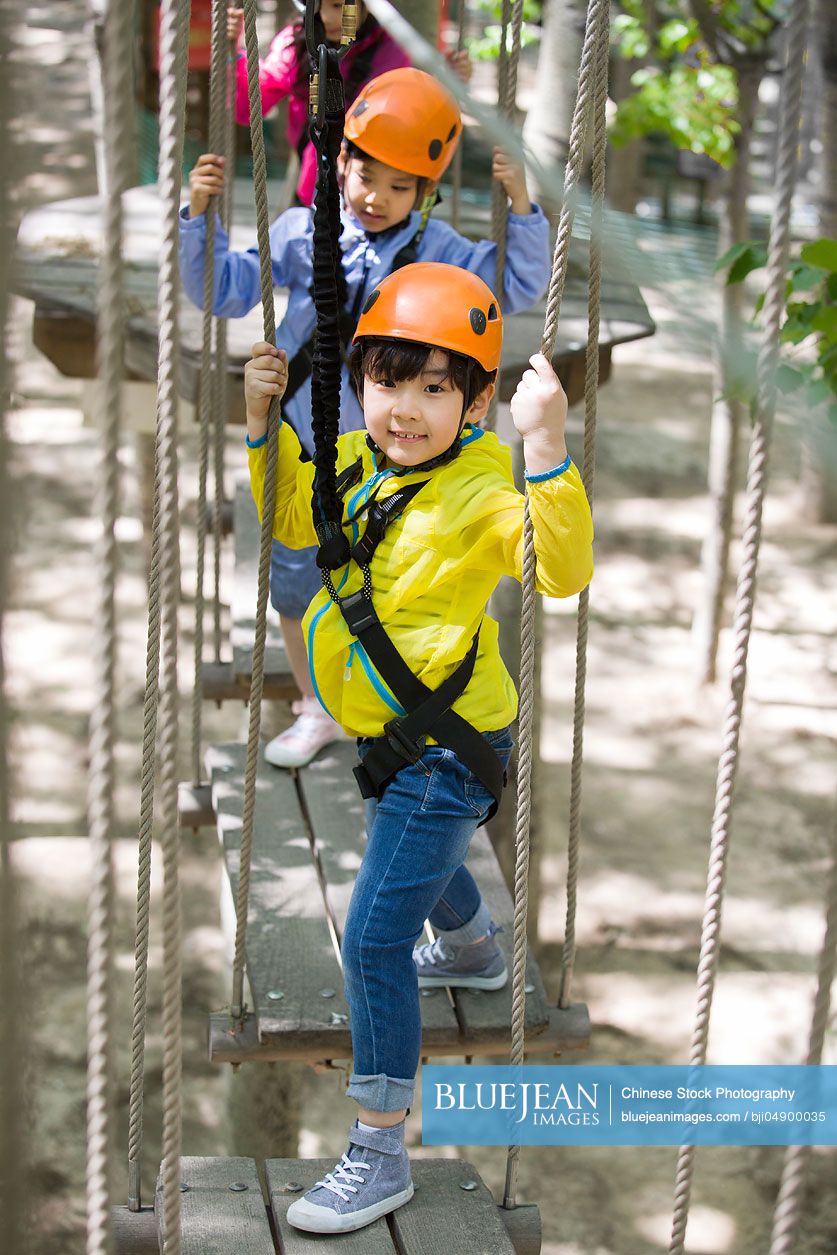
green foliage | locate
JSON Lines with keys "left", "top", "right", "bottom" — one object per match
{"left": 610, "top": 1, "right": 791, "bottom": 166}
{"left": 468, "top": 0, "right": 542, "bottom": 62}
{"left": 717, "top": 238, "right": 837, "bottom": 425}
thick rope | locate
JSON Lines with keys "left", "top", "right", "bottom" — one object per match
{"left": 230, "top": 0, "right": 283, "bottom": 1020}
{"left": 211, "top": 29, "right": 238, "bottom": 664}
{"left": 448, "top": 0, "right": 466, "bottom": 232}
{"left": 86, "top": 1, "right": 132, "bottom": 1247}
{"left": 559, "top": 11, "right": 608, "bottom": 1009}
{"left": 769, "top": 792, "right": 837, "bottom": 1254}
{"left": 486, "top": 0, "right": 524, "bottom": 432}
{"left": 0, "top": 2, "right": 26, "bottom": 1249}
{"left": 191, "top": 0, "right": 229, "bottom": 786}
{"left": 503, "top": 0, "right": 608, "bottom": 1209}
{"left": 668, "top": 4, "right": 810, "bottom": 1249}
{"left": 155, "top": 1, "right": 192, "bottom": 1249}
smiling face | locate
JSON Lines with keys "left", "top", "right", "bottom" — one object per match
{"left": 340, "top": 149, "right": 426, "bottom": 233}
{"left": 361, "top": 346, "right": 493, "bottom": 468}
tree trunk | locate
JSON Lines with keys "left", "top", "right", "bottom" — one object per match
{"left": 692, "top": 61, "right": 762, "bottom": 684}
{"left": 607, "top": 55, "right": 645, "bottom": 214}
{"left": 522, "top": 0, "right": 584, "bottom": 214}
{"left": 395, "top": 0, "right": 440, "bottom": 49}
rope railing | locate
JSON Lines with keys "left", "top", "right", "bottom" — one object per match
{"left": 85, "top": 0, "right": 133, "bottom": 1246}
{"left": 768, "top": 791, "right": 837, "bottom": 1254}
{"left": 229, "top": 0, "right": 286, "bottom": 1021}
{"left": 668, "top": 2, "right": 810, "bottom": 1248}
{"left": 154, "top": 1, "right": 193, "bottom": 1249}
{"left": 503, "top": 0, "right": 609, "bottom": 1209}
{"left": 190, "top": 0, "right": 231, "bottom": 786}
{"left": 0, "top": 1, "right": 26, "bottom": 1249}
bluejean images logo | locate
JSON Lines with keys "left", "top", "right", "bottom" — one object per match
{"left": 421, "top": 1065, "right": 837, "bottom": 1147}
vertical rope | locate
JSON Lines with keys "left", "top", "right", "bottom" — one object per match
{"left": 503, "top": 0, "right": 608, "bottom": 1209}
{"left": 86, "top": 0, "right": 133, "bottom": 1246}
{"left": 155, "top": 1, "right": 193, "bottom": 1249}
{"left": 559, "top": 11, "right": 608, "bottom": 1009}
{"left": 230, "top": 0, "right": 284, "bottom": 1020}
{"left": 768, "top": 792, "right": 837, "bottom": 1254}
{"left": 191, "top": 0, "right": 230, "bottom": 786}
{"left": 449, "top": 0, "right": 466, "bottom": 232}
{"left": 127, "top": 0, "right": 192, "bottom": 1217}
{"left": 668, "top": 4, "right": 810, "bottom": 1249}
{"left": 486, "top": 0, "right": 524, "bottom": 432}
{"left": 0, "top": 1, "right": 25, "bottom": 1249}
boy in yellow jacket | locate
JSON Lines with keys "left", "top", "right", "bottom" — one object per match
{"left": 244, "top": 262, "right": 593, "bottom": 1235}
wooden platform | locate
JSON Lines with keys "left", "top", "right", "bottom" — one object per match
{"left": 14, "top": 180, "right": 655, "bottom": 421}
{"left": 119, "top": 1155, "right": 538, "bottom": 1254}
{"left": 206, "top": 739, "right": 590, "bottom": 1064}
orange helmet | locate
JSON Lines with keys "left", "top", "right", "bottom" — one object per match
{"left": 352, "top": 262, "right": 503, "bottom": 372}
{"left": 344, "top": 68, "right": 461, "bottom": 182}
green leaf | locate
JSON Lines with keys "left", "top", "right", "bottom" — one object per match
{"left": 727, "top": 245, "right": 768, "bottom": 286}
{"left": 788, "top": 264, "right": 826, "bottom": 293}
{"left": 811, "top": 306, "right": 837, "bottom": 343}
{"left": 800, "top": 239, "right": 837, "bottom": 274}
{"left": 806, "top": 378, "right": 831, "bottom": 408}
{"left": 715, "top": 241, "right": 755, "bottom": 273}
{"left": 775, "top": 364, "right": 805, "bottom": 395}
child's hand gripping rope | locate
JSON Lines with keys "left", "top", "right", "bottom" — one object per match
{"left": 244, "top": 342, "right": 289, "bottom": 440}
{"left": 189, "top": 152, "right": 226, "bottom": 219}
{"left": 510, "top": 352, "right": 570, "bottom": 476}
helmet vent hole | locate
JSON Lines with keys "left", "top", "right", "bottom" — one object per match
{"left": 447, "top": 125, "right": 457, "bottom": 142}
{"left": 428, "top": 138, "right": 443, "bottom": 161}
{"left": 353, "top": 100, "right": 369, "bottom": 117}
{"left": 469, "top": 308, "right": 487, "bottom": 336}
{"left": 487, "top": 303, "right": 499, "bottom": 321}
{"left": 362, "top": 289, "right": 381, "bottom": 315}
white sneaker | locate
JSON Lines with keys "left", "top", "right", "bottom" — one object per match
{"left": 264, "top": 699, "right": 345, "bottom": 769}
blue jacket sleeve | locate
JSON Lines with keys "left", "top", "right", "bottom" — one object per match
{"left": 422, "top": 206, "right": 551, "bottom": 315}
{"left": 178, "top": 206, "right": 307, "bottom": 320}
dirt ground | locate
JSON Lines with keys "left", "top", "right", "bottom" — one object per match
{"left": 4, "top": 5, "right": 837, "bottom": 1255}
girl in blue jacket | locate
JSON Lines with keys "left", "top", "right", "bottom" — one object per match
{"left": 179, "top": 67, "right": 550, "bottom": 768}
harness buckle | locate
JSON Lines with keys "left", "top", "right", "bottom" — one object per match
{"left": 383, "top": 718, "right": 426, "bottom": 765}
{"left": 341, "top": 591, "right": 379, "bottom": 636}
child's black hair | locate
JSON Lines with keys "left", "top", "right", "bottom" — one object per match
{"left": 348, "top": 338, "right": 496, "bottom": 411}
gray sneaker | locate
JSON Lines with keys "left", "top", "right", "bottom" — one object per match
{"left": 413, "top": 924, "right": 508, "bottom": 990}
{"left": 286, "top": 1119, "right": 413, "bottom": 1234}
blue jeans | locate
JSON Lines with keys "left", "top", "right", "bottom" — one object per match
{"left": 343, "top": 727, "right": 514, "bottom": 1112}
{"left": 269, "top": 538, "right": 323, "bottom": 619}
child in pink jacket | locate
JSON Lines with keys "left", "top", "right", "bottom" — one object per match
{"left": 228, "top": 1, "right": 469, "bottom": 206}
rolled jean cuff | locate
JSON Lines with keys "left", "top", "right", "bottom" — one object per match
{"left": 346, "top": 1072, "right": 415, "bottom": 1112}
{"left": 439, "top": 897, "right": 493, "bottom": 945}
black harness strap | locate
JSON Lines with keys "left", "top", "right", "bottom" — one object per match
{"left": 340, "top": 591, "right": 506, "bottom": 818}
{"left": 349, "top": 478, "right": 428, "bottom": 566}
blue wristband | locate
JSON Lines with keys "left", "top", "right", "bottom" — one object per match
{"left": 524, "top": 453, "right": 572, "bottom": 483}
{"left": 245, "top": 432, "right": 267, "bottom": 449}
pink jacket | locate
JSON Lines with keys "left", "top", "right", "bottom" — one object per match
{"left": 234, "top": 21, "right": 411, "bottom": 206}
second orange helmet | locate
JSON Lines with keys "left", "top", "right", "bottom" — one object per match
{"left": 343, "top": 67, "right": 462, "bottom": 182}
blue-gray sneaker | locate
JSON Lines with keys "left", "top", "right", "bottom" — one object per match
{"left": 286, "top": 1119, "right": 413, "bottom": 1234}
{"left": 413, "top": 924, "right": 508, "bottom": 990}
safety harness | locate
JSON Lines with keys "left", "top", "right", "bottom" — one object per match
{"left": 304, "top": 1, "right": 506, "bottom": 817}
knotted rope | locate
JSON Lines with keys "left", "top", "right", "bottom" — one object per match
{"left": 769, "top": 792, "right": 837, "bottom": 1254}
{"left": 668, "top": 3, "right": 810, "bottom": 1249}
{"left": 503, "top": 0, "right": 609, "bottom": 1208}
{"left": 85, "top": 0, "right": 132, "bottom": 1249}
{"left": 230, "top": 0, "right": 285, "bottom": 1020}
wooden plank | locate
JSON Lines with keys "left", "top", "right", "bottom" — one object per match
{"left": 451, "top": 830, "right": 552, "bottom": 1048}
{"left": 156, "top": 1157, "right": 276, "bottom": 1255}
{"left": 178, "top": 781, "right": 215, "bottom": 829}
{"left": 207, "top": 743, "right": 351, "bottom": 1049}
{"left": 389, "top": 1159, "right": 516, "bottom": 1255}
{"left": 232, "top": 477, "right": 295, "bottom": 694}
{"left": 265, "top": 1159, "right": 396, "bottom": 1254}
{"left": 297, "top": 743, "right": 462, "bottom": 1047}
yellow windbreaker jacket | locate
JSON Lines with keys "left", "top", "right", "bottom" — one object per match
{"left": 248, "top": 421, "right": 594, "bottom": 738}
